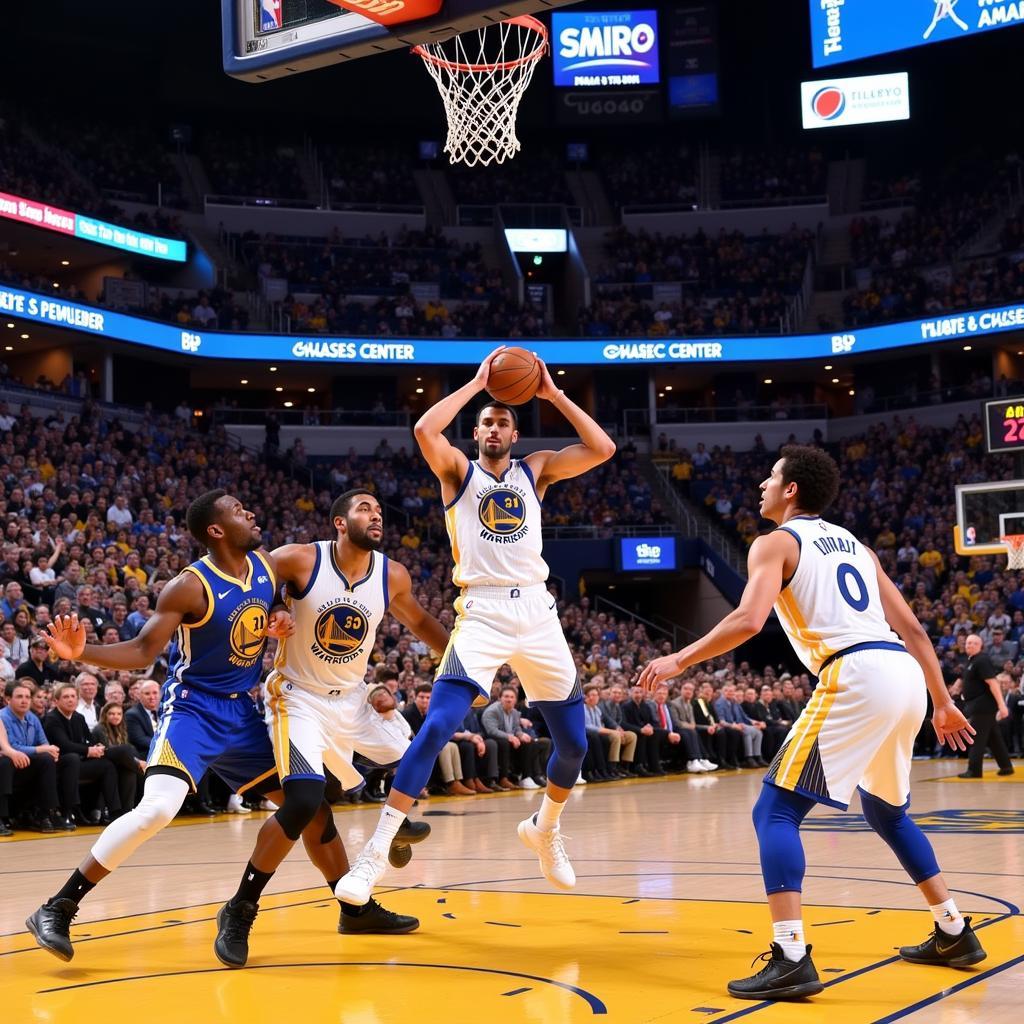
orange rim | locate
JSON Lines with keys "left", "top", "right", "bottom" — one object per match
{"left": 412, "top": 15, "right": 548, "bottom": 73}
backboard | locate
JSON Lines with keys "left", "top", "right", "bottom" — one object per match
{"left": 222, "top": 0, "right": 578, "bottom": 82}
{"left": 953, "top": 479, "right": 1024, "bottom": 556}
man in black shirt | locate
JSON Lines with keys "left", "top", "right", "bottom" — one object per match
{"left": 15, "top": 637, "right": 62, "bottom": 689}
{"left": 956, "top": 634, "right": 1014, "bottom": 778}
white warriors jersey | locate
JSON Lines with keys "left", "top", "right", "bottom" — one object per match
{"left": 444, "top": 459, "right": 549, "bottom": 588}
{"left": 773, "top": 516, "right": 903, "bottom": 675}
{"left": 273, "top": 541, "right": 389, "bottom": 694}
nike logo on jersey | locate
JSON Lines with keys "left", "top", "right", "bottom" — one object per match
{"left": 218, "top": 589, "right": 233, "bottom": 599}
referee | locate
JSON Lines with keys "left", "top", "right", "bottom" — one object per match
{"left": 956, "top": 634, "right": 1015, "bottom": 778}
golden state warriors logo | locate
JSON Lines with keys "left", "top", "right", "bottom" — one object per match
{"left": 478, "top": 485, "right": 528, "bottom": 544}
{"left": 804, "top": 809, "right": 1024, "bottom": 834}
{"left": 311, "top": 598, "right": 371, "bottom": 665}
{"left": 227, "top": 601, "right": 268, "bottom": 668}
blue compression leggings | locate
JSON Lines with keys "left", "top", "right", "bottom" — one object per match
{"left": 752, "top": 783, "right": 942, "bottom": 895}
{"left": 391, "top": 681, "right": 587, "bottom": 797}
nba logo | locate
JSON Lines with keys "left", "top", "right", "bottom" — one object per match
{"left": 260, "top": 0, "right": 282, "bottom": 32}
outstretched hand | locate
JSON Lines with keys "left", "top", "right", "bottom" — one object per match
{"left": 636, "top": 651, "right": 686, "bottom": 692}
{"left": 44, "top": 614, "right": 87, "bottom": 661}
{"left": 932, "top": 702, "right": 975, "bottom": 752}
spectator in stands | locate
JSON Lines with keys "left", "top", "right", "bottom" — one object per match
{"left": 126, "top": 680, "right": 160, "bottom": 760}
{"left": 75, "top": 671, "right": 102, "bottom": 730}
{"left": 43, "top": 682, "right": 119, "bottom": 828}
{"left": 713, "top": 683, "right": 767, "bottom": 768}
{"left": 0, "top": 680, "right": 62, "bottom": 832}
{"left": 15, "top": 637, "right": 62, "bottom": 689}
{"left": 623, "top": 683, "right": 663, "bottom": 775}
{"left": 450, "top": 708, "right": 500, "bottom": 793}
{"left": 481, "top": 686, "right": 548, "bottom": 789}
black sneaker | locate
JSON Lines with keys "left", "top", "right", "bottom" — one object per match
{"left": 213, "top": 899, "right": 258, "bottom": 968}
{"left": 338, "top": 897, "right": 419, "bottom": 935}
{"left": 26, "top": 898, "right": 78, "bottom": 961}
{"left": 389, "top": 818, "right": 431, "bottom": 869}
{"left": 727, "top": 943, "right": 823, "bottom": 1001}
{"left": 899, "top": 917, "right": 987, "bottom": 968}
{"left": 29, "top": 813, "right": 58, "bottom": 834}
{"left": 997, "top": 767, "right": 1015, "bottom": 777}
{"left": 0, "top": 819, "right": 13, "bottom": 837}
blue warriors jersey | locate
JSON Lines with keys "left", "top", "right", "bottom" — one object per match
{"left": 166, "top": 551, "right": 278, "bottom": 695}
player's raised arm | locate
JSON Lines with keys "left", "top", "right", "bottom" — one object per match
{"left": 524, "top": 357, "right": 616, "bottom": 495}
{"left": 385, "top": 560, "right": 449, "bottom": 655}
{"left": 870, "top": 550, "right": 975, "bottom": 750}
{"left": 637, "top": 531, "right": 794, "bottom": 690}
{"left": 44, "top": 571, "right": 204, "bottom": 670}
{"left": 413, "top": 347, "right": 505, "bottom": 491}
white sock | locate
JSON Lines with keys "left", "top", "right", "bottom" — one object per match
{"left": 930, "top": 899, "right": 965, "bottom": 936}
{"left": 535, "top": 795, "right": 566, "bottom": 832}
{"left": 772, "top": 919, "right": 806, "bottom": 962}
{"left": 368, "top": 804, "right": 407, "bottom": 852}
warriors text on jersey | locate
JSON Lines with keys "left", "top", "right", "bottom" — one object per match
{"left": 273, "top": 541, "right": 389, "bottom": 695}
{"left": 773, "top": 516, "right": 903, "bottom": 674}
{"left": 444, "top": 459, "right": 548, "bottom": 588}
{"left": 167, "top": 551, "right": 277, "bottom": 695}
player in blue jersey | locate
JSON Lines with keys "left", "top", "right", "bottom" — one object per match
{"left": 25, "top": 490, "right": 416, "bottom": 962}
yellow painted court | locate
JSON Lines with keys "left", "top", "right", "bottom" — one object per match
{"left": 3, "top": 762, "right": 1023, "bottom": 1024}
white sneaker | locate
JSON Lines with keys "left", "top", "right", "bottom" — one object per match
{"left": 686, "top": 760, "right": 703, "bottom": 773}
{"left": 576, "top": 773, "right": 587, "bottom": 785}
{"left": 517, "top": 814, "right": 576, "bottom": 890}
{"left": 226, "top": 794, "right": 251, "bottom": 814}
{"left": 259, "top": 798, "right": 279, "bottom": 811}
{"left": 519, "top": 777, "right": 540, "bottom": 790}
{"left": 699, "top": 760, "right": 718, "bottom": 772}
{"left": 333, "top": 843, "right": 389, "bottom": 906}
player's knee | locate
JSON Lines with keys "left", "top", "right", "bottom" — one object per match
{"left": 135, "top": 791, "right": 179, "bottom": 832}
{"left": 275, "top": 778, "right": 325, "bottom": 840}
{"left": 558, "top": 731, "right": 588, "bottom": 766}
{"left": 418, "top": 712, "right": 459, "bottom": 751}
{"left": 860, "top": 790, "right": 904, "bottom": 834}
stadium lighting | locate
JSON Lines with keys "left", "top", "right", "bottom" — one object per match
{"left": 5, "top": 323, "right": 13, "bottom": 329}
{"left": 20, "top": 334, "right": 28, "bottom": 340}
{"left": 763, "top": 378, "right": 772, "bottom": 384}
{"left": 831, "top": 378, "right": 839, "bottom": 383}
{"left": 658, "top": 392, "right": 665, "bottom": 398}
{"left": 664, "top": 384, "right": 672, "bottom": 390}
{"left": 52, "top": 282, "right": 59, "bottom": 289}
{"left": 307, "top": 387, "right": 316, "bottom": 393}
{"left": 3, "top": 346, "right": 11, "bottom": 352}
{"left": 283, "top": 401, "right": 294, "bottom": 408}
{"left": 240, "top": 379, "right": 248, "bottom": 384}
{"left": 269, "top": 366, "right": 278, "bottom": 372}
{"left": 824, "top": 364, "right": 832, "bottom": 370}
{"left": 557, "top": 369, "right": 566, "bottom": 376}
{"left": 60, "top": 260, "right": 70, "bottom": 266}
{"left": 274, "top": 386, "right": 283, "bottom": 392}
{"left": 963, "top": 345, "right": 972, "bottom": 351}
{"left": 849, "top": 389, "right": 856, "bottom": 396}
{"left": 416, "top": 387, "right": 424, "bottom": 394}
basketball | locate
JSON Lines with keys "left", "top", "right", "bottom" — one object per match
{"left": 486, "top": 347, "right": 541, "bottom": 405}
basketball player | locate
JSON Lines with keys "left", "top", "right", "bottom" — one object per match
{"left": 23, "top": 491, "right": 407, "bottom": 962}
{"left": 335, "top": 348, "right": 615, "bottom": 904}
{"left": 214, "top": 489, "right": 451, "bottom": 967}
{"left": 638, "top": 446, "right": 985, "bottom": 1000}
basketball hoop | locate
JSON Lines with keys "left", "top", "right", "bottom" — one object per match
{"left": 1001, "top": 534, "right": 1024, "bottom": 569}
{"left": 412, "top": 15, "right": 547, "bottom": 168}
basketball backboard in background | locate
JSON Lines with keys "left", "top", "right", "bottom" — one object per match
{"left": 953, "top": 480, "right": 1024, "bottom": 556}
{"left": 222, "top": 0, "right": 578, "bottom": 81}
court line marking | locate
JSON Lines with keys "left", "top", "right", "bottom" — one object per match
{"left": 872, "top": 952, "right": 1024, "bottom": 1024}
{"left": 438, "top": 872, "right": 1022, "bottom": 917}
{"left": 35, "top": 961, "right": 609, "bottom": 1014}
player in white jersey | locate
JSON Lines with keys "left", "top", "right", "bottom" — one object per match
{"left": 638, "top": 445, "right": 984, "bottom": 1001}
{"left": 214, "top": 490, "right": 452, "bottom": 967}
{"left": 336, "top": 347, "right": 615, "bottom": 905}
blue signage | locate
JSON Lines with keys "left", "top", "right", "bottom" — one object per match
{"left": 620, "top": 536, "right": 677, "bottom": 571}
{"left": 2, "top": 284, "right": 1024, "bottom": 364}
{"left": 552, "top": 11, "right": 660, "bottom": 88}
{"left": 74, "top": 215, "right": 188, "bottom": 263}
{"left": 810, "top": 0, "right": 1024, "bottom": 68}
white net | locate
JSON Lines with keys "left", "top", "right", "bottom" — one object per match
{"left": 413, "top": 16, "right": 547, "bottom": 168}
{"left": 1003, "top": 535, "right": 1024, "bottom": 569}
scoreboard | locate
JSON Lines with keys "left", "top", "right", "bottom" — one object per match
{"left": 984, "top": 395, "right": 1024, "bottom": 454}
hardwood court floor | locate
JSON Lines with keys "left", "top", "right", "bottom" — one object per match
{"left": 2, "top": 759, "right": 1022, "bottom": 1024}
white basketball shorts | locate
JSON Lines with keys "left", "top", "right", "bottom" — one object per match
{"left": 264, "top": 674, "right": 411, "bottom": 790}
{"left": 765, "top": 645, "right": 926, "bottom": 809}
{"left": 435, "top": 583, "right": 580, "bottom": 704}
